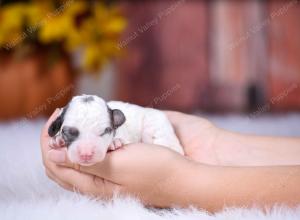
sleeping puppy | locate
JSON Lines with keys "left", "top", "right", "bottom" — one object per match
{"left": 48, "top": 95, "right": 184, "bottom": 166}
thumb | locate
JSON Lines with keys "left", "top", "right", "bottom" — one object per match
{"left": 50, "top": 148, "right": 122, "bottom": 182}
{"left": 41, "top": 108, "right": 61, "bottom": 142}
{"left": 48, "top": 148, "right": 68, "bottom": 164}
{"left": 164, "top": 111, "right": 193, "bottom": 130}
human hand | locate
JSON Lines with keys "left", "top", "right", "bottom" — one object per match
{"left": 41, "top": 111, "right": 193, "bottom": 207}
{"left": 165, "top": 111, "right": 221, "bottom": 165}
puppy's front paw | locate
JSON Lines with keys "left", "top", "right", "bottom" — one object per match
{"left": 108, "top": 138, "right": 124, "bottom": 151}
{"left": 49, "top": 136, "right": 65, "bottom": 149}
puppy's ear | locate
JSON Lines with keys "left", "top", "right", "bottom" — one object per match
{"left": 48, "top": 108, "right": 67, "bottom": 137}
{"left": 112, "top": 109, "right": 126, "bottom": 129}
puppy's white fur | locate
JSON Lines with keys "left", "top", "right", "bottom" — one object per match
{"left": 108, "top": 100, "right": 183, "bottom": 152}
{"left": 52, "top": 95, "right": 183, "bottom": 165}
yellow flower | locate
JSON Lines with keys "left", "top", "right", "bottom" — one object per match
{"left": 1, "top": 3, "right": 26, "bottom": 29}
{"left": 83, "top": 44, "right": 105, "bottom": 72}
{"left": 99, "top": 39, "right": 121, "bottom": 57}
{"left": 0, "top": 0, "right": 127, "bottom": 73}
{"left": 39, "top": 15, "right": 72, "bottom": 43}
{"left": 103, "top": 16, "right": 127, "bottom": 36}
{"left": 93, "top": 3, "right": 127, "bottom": 36}
{"left": 78, "top": 3, "right": 126, "bottom": 72}
{"left": 0, "top": 3, "right": 26, "bottom": 45}
{"left": 64, "top": 1, "right": 87, "bottom": 17}
{"left": 25, "top": 2, "right": 50, "bottom": 27}
{"left": 38, "top": 1, "right": 87, "bottom": 44}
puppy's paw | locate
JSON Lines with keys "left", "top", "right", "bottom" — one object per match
{"left": 108, "top": 138, "right": 124, "bottom": 151}
{"left": 49, "top": 136, "right": 65, "bottom": 149}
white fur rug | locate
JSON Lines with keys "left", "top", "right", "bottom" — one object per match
{"left": 1, "top": 114, "right": 300, "bottom": 220}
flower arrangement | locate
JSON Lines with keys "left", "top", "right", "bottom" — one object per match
{"left": 0, "top": 0, "right": 126, "bottom": 73}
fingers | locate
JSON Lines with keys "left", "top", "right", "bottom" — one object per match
{"left": 49, "top": 164, "right": 118, "bottom": 198}
{"left": 40, "top": 108, "right": 61, "bottom": 158}
{"left": 58, "top": 153, "right": 115, "bottom": 181}
{"left": 45, "top": 149, "right": 113, "bottom": 196}
{"left": 45, "top": 148, "right": 118, "bottom": 197}
{"left": 77, "top": 159, "right": 112, "bottom": 180}
{"left": 48, "top": 145, "right": 126, "bottom": 183}
{"left": 47, "top": 148, "right": 82, "bottom": 172}
{"left": 41, "top": 109, "right": 61, "bottom": 141}
{"left": 47, "top": 147, "right": 111, "bottom": 181}
{"left": 163, "top": 111, "right": 192, "bottom": 139}
{"left": 45, "top": 168, "right": 73, "bottom": 191}
{"left": 164, "top": 111, "right": 190, "bottom": 127}
{"left": 46, "top": 147, "right": 122, "bottom": 198}
{"left": 41, "top": 109, "right": 62, "bottom": 167}
{"left": 48, "top": 148, "right": 68, "bottom": 164}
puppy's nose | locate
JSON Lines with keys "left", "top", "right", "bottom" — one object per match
{"left": 79, "top": 154, "right": 93, "bottom": 162}
{"left": 78, "top": 147, "right": 95, "bottom": 162}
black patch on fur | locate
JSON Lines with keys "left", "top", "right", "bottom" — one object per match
{"left": 107, "top": 105, "right": 126, "bottom": 130}
{"left": 82, "top": 96, "right": 94, "bottom": 103}
{"left": 62, "top": 126, "right": 79, "bottom": 145}
{"left": 100, "top": 127, "right": 113, "bottom": 136}
{"left": 112, "top": 109, "right": 126, "bottom": 129}
{"left": 48, "top": 107, "right": 68, "bottom": 137}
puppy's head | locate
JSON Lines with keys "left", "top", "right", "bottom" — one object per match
{"left": 48, "top": 95, "right": 125, "bottom": 166}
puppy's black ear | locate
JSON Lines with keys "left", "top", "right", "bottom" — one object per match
{"left": 112, "top": 109, "right": 126, "bottom": 129}
{"left": 48, "top": 108, "right": 67, "bottom": 137}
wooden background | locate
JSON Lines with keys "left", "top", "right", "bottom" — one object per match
{"left": 0, "top": 0, "right": 299, "bottom": 120}
{"left": 116, "top": 0, "right": 300, "bottom": 112}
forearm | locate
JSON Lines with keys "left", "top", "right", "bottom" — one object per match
{"left": 215, "top": 129, "right": 300, "bottom": 166}
{"left": 175, "top": 161, "right": 300, "bottom": 212}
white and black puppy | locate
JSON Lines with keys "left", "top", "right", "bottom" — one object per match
{"left": 48, "top": 95, "right": 183, "bottom": 166}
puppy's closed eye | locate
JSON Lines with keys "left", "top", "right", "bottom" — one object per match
{"left": 62, "top": 126, "right": 79, "bottom": 144}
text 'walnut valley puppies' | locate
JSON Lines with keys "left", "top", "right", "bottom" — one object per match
{"left": 48, "top": 95, "right": 184, "bottom": 166}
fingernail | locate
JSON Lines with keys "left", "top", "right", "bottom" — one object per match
{"left": 48, "top": 150, "right": 66, "bottom": 163}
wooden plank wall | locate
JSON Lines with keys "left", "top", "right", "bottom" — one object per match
{"left": 117, "top": 0, "right": 300, "bottom": 112}
{"left": 268, "top": 0, "right": 300, "bottom": 111}
{"left": 117, "top": 1, "right": 208, "bottom": 111}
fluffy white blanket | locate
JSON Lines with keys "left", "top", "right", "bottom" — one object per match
{"left": 1, "top": 115, "right": 300, "bottom": 220}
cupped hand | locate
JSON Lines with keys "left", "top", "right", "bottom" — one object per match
{"left": 165, "top": 111, "right": 221, "bottom": 165}
{"left": 41, "top": 110, "right": 192, "bottom": 207}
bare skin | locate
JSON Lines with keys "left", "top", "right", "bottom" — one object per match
{"left": 165, "top": 111, "right": 300, "bottom": 166}
{"left": 41, "top": 109, "right": 300, "bottom": 212}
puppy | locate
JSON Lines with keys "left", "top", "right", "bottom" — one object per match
{"left": 48, "top": 95, "right": 184, "bottom": 166}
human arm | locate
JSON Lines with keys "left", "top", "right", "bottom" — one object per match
{"left": 43, "top": 142, "right": 300, "bottom": 212}
{"left": 181, "top": 163, "right": 300, "bottom": 212}
{"left": 213, "top": 129, "right": 300, "bottom": 166}
{"left": 165, "top": 111, "right": 300, "bottom": 166}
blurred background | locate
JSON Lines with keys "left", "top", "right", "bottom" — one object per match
{"left": 0, "top": 0, "right": 300, "bottom": 121}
